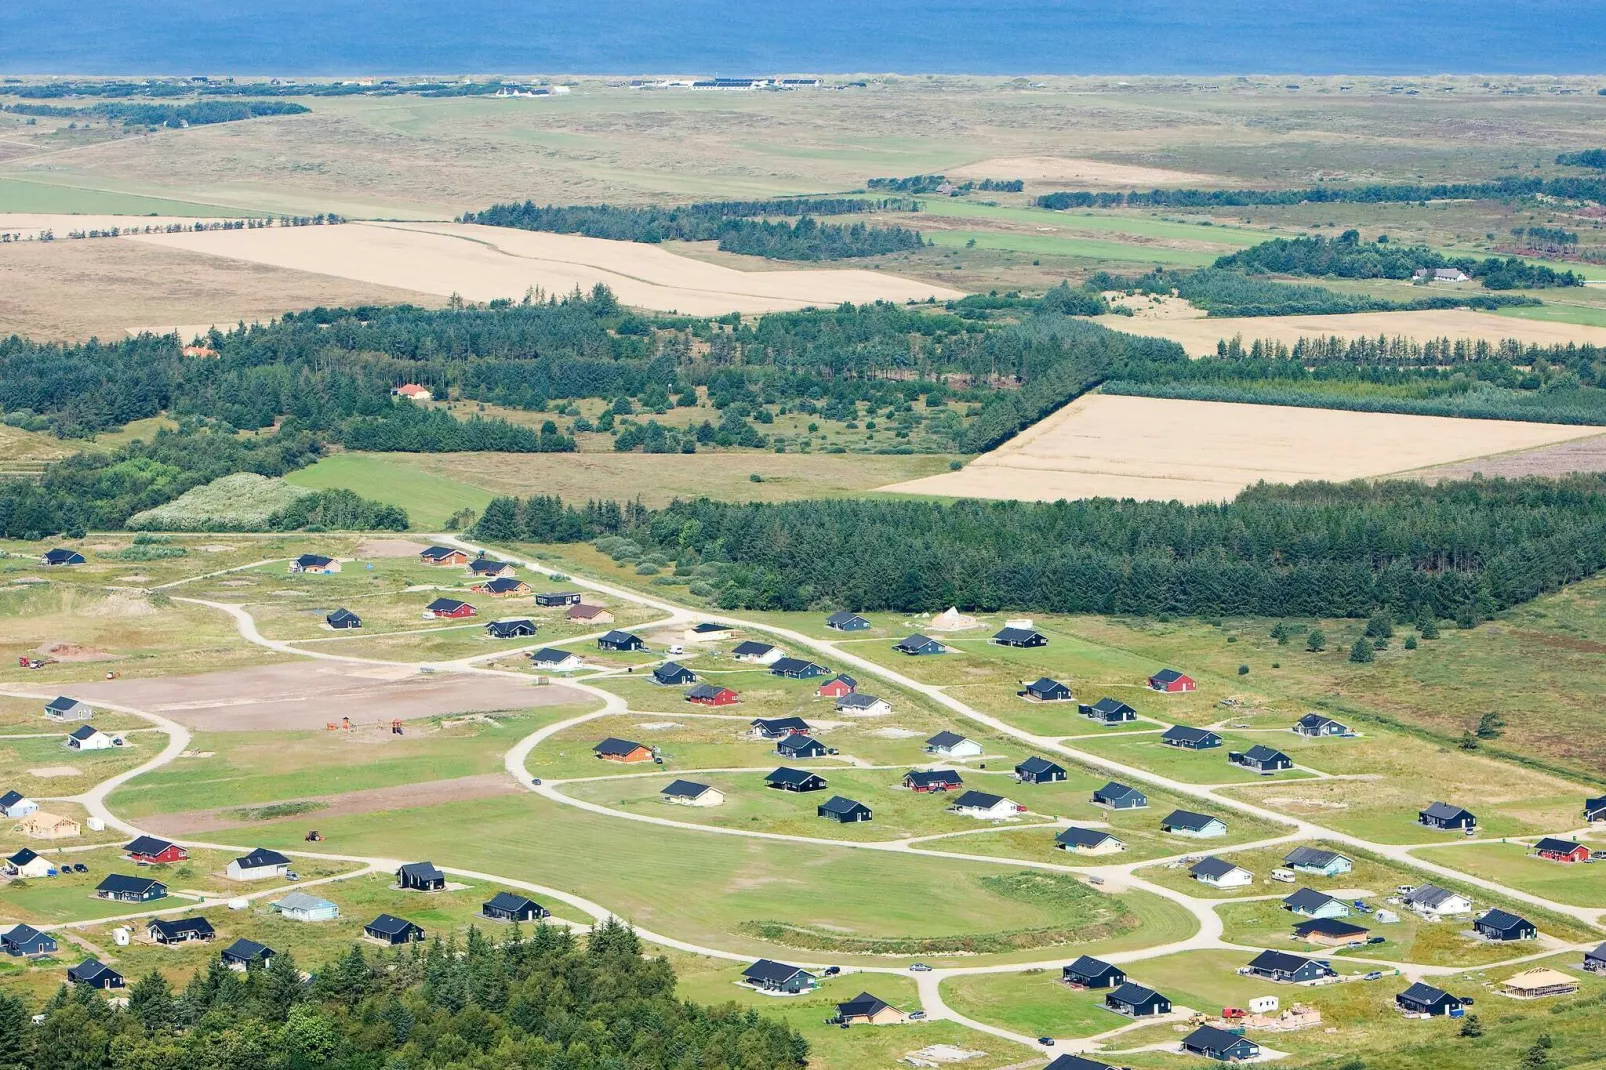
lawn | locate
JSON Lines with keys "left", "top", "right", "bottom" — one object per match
{"left": 1069, "top": 732, "right": 1318, "bottom": 785}
{"left": 1412, "top": 841, "right": 1606, "bottom": 908}
{"left": 1133, "top": 840, "right": 1415, "bottom": 901}
{"left": 285, "top": 453, "right": 497, "bottom": 530}
{"left": 0, "top": 732, "right": 152, "bottom": 798}
{"left": 0, "top": 176, "right": 246, "bottom": 216}
{"left": 940, "top": 969, "right": 1123, "bottom": 1039}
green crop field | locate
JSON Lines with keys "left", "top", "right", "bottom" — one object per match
{"left": 285, "top": 453, "right": 497, "bottom": 530}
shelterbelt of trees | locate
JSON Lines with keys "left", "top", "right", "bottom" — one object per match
{"left": 1213, "top": 231, "right": 1584, "bottom": 289}
{"left": 476, "top": 476, "right": 1606, "bottom": 622}
{"left": 1035, "top": 173, "right": 1606, "bottom": 208}
{"left": 1090, "top": 268, "right": 1538, "bottom": 317}
{"left": 0, "top": 920, "right": 807, "bottom": 1070}
{"left": 0, "top": 100, "right": 309, "bottom": 128}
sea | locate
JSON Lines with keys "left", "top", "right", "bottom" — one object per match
{"left": 1, "top": 0, "right": 1603, "bottom": 77}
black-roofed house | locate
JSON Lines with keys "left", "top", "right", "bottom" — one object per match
{"left": 1092, "top": 781, "right": 1147, "bottom": 809}
{"left": 1015, "top": 757, "right": 1066, "bottom": 784}
{"left": 732, "top": 640, "right": 781, "bottom": 664}
{"left": 1532, "top": 837, "right": 1591, "bottom": 863}
{"left": 1283, "top": 846, "right": 1352, "bottom": 877}
{"left": 1056, "top": 827, "right": 1126, "bottom": 855}
{"left": 419, "top": 545, "right": 470, "bottom": 567}
{"left": 1046, "top": 1057, "right": 1120, "bottom": 1070}
{"left": 42, "top": 548, "right": 85, "bottom": 567}
{"left": 777, "top": 732, "right": 829, "bottom": 759}
{"left": 226, "top": 847, "right": 291, "bottom": 881}
{"left": 765, "top": 767, "right": 827, "bottom": 793}
{"left": 1, "top": 924, "right": 56, "bottom": 958}
{"left": 1183, "top": 1024, "right": 1261, "bottom": 1062}
{"left": 1161, "top": 725, "right": 1221, "bottom": 750}
{"left": 836, "top": 693, "right": 892, "bottom": 716}
{"left": 1105, "top": 982, "right": 1170, "bottom": 1017}
{"left": 482, "top": 892, "right": 548, "bottom": 923}
{"left": 770, "top": 657, "right": 830, "bottom": 679}
{"left": 1190, "top": 856, "right": 1253, "bottom": 888}
{"left": 125, "top": 835, "right": 186, "bottom": 865}
{"left": 904, "top": 769, "right": 963, "bottom": 793}
{"left": 661, "top": 780, "right": 725, "bottom": 807}
{"left": 535, "top": 591, "right": 583, "bottom": 607}
{"left": 467, "top": 558, "right": 515, "bottom": 578}
{"left": 530, "top": 647, "right": 584, "bottom": 672}
{"left": 894, "top": 634, "right": 946, "bottom": 656}
{"left": 836, "top": 990, "right": 904, "bottom": 1024}
{"left": 925, "top": 731, "right": 983, "bottom": 758}
{"left": 1148, "top": 668, "right": 1196, "bottom": 693}
{"left": 326, "top": 608, "right": 362, "bottom": 629}
{"left": 69, "top": 959, "right": 124, "bottom": 989}
{"left": 396, "top": 861, "right": 446, "bottom": 892}
{"left": 993, "top": 627, "right": 1047, "bottom": 648}
{"left": 1081, "top": 697, "right": 1136, "bottom": 724}
{"left": 1161, "top": 809, "right": 1227, "bottom": 838}
{"left": 685, "top": 622, "right": 732, "bottom": 642}
{"left": 1584, "top": 943, "right": 1606, "bottom": 973}
{"left": 1025, "top": 678, "right": 1073, "bottom": 703}
{"left": 1293, "top": 713, "right": 1351, "bottom": 737}
{"left": 597, "top": 630, "right": 645, "bottom": 651}
{"left": 365, "top": 914, "right": 425, "bottom": 945}
{"left": 826, "top": 611, "right": 871, "bottom": 632}
{"left": 948, "top": 790, "right": 1022, "bottom": 820}
{"left": 291, "top": 553, "right": 339, "bottom": 575}
{"left": 1229, "top": 744, "right": 1294, "bottom": 773}
{"left": 1396, "top": 982, "right": 1463, "bottom": 1016}
{"left": 1419, "top": 802, "right": 1477, "bottom": 831}
{"left": 594, "top": 737, "right": 653, "bottom": 763}
{"left": 1248, "top": 950, "right": 1336, "bottom": 984}
{"left": 1402, "top": 884, "right": 1473, "bottom": 917}
{"left": 96, "top": 874, "right": 167, "bottom": 903}
{"left": 1475, "top": 909, "right": 1536, "bottom": 942}
{"left": 1294, "top": 917, "right": 1370, "bottom": 946}
{"left": 741, "top": 958, "right": 816, "bottom": 994}
{"left": 425, "top": 597, "right": 476, "bottom": 619}
{"left": 67, "top": 725, "right": 117, "bottom": 751}
{"left": 221, "top": 938, "right": 275, "bottom": 970}
{"left": 818, "top": 796, "right": 872, "bottom": 823}
{"left": 687, "top": 684, "right": 740, "bottom": 706}
{"left": 1062, "top": 955, "right": 1125, "bottom": 989}
{"left": 750, "top": 716, "right": 811, "bottom": 739}
{"left": 652, "top": 661, "right": 697, "bottom": 686}
{"left": 1283, "top": 888, "right": 1350, "bottom": 918}
{"left": 818, "top": 674, "right": 856, "bottom": 698}
{"left": 1586, "top": 796, "right": 1606, "bottom": 823}
{"left": 4, "top": 848, "right": 54, "bottom": 879}
{"left": 0, "top": 791, "right": 36, "bottom": 819}
{"left": 44, "top": 696, "right": 93, "bottom": 722}
{"left": 486, "top": 618, "right": 536, "bottom": 639}
{"left": 148, "top": 917, "right": 215, "bottom": 945}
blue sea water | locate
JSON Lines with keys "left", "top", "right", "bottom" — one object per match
{"left": 1, "top": 1, "right": 1602, "bottom": 76}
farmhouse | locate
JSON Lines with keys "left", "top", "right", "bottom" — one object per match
{"left": 125, "top": 836, "right": 186, "bottom": 865}
{"left": 482, "top": 892, "right": 547, "bottom": 923}
{"left": 474, "top": 577, "right": 532, "bottom": 597}
{"left": 66, "top": 725, "right": 118, "bottom": 750}
{"left": 1148, "top": 668, "right": 1196, "bottom": 692}
{"left": 925, "top": 731, "right": 983, "bottom": 758}
{"left": 741, "top": 959, "right": 816, "bottom": 994}
{"left": 836, "top": 991, "right": 904, "bottom": 1025}
{"left": 15, "top": 812, "right": 79, "bottom": 840}
{"left": 467, "top": 558, "right": 515, "bottom": 578}
{"left": 1093, "top": 781, "right": 1147, "bottom": 809}
{"left": 1161, "top": 725, "right": 1221, "bottom": 750}
{"left": 895, "top": 634, "right": 946, "bottom": 656}
{"left": 226, "top": 847, "right": 291, "bottom": 881}
{"left": 568, "top": 603, "right": 614, "bottom": 623}
{"left": 326, "top": 608, "right": 362, "bottom": 629}
{"left": 594, "top": 738, "right": 653, "bottom": 763}
{"left": 817, "top": 795, "right": 872, "bottom": 823}
{"left": 0, "top": 791, "right": 38, "bottom": 819}
{"left": 397, "top": 862, "right": 446, "bottom": 892}
{"left": 1056, "top": 827, "right": 1126, "bottom": 855}
{"left": 290, "top": 553, "right": 339, "bottom": 574}
{"left": 149, "top": 917, "right": 216, "bottom": 945}
{"left": 904, "top": 769, "right": 963, "bottom": 793}
{"left": 487, "top": 618, "right": 536, "bottom": 639}
{"left": 1105, "top": 982, "right": 1171, "bottom": 1017}
{"left": 1283, "top": 846, "right": 1352, "bottom": 876}
{"left": 826, "top": 611, "right": 871, "bottom": 631}
{"left": 1047, "top": 1058, "right": 1119, "bottom": 1070}
{"left": 687, "top": 684, "right": 739, "bottom": 706}
{"left": 765, "top": 767, "right": 827, "bottom": 793}
{"left": 947, "top": 790, "right": 1022, "bottom": 819}
{"left": 1015, "top": 756, "right": 1067, "bottom": 784}
{"left": 777, "top": 732, "right": 828, "bottom": 759}
{"left": 42, "top": 548, "right": 86, "bottom": 566}
{"left": 770, "top": 657, "right": 829, "bottom": 678}
{"left": 597, "top": 630, "right": 645, "bottom": 651}
{"left": 221, "top": 938, "right": 275, "bottom": 971}
{"left": 272, "top": 892, "right": 340, "bottom": 922}
{"left": 44, "top": 696, "right": 93, "bottom": 721}
{"left": 529, "top": 647, "right": 584, "bottom": 671}
{"left": 419, "top": 545, "right": 470, "bottom": 567}
{"left": 96, "top": 874, "right": 167, "bottom": 903}
{"left": 993, "top": 626, "right": 1047, "bottom": 648}
{"left": 1062, "top": 955, "right": 1125, "bottom": 989}
{"left": 750, "top": 717, "right": 811, "bottom": 739}
{"left": 1475, "top": 908, "right": 1536, "bottom": 942}
{"left": 1585, "top": 795, "right": 1606, "bottom": 823}
{"left": 662, "top": 780, "right": 725, "bottom": 807}
{"left": 1501, "top": 968, "right": 1579, "bottom": 999}
{"left": 1294, "top": 917, "right": 1370, "bottom": 946}
{"left": 1162, "top": 810, "right": 1227, "bottom": 837}
{"left": 652, "top": 661, "right": 697, "bottom": 685}
{"left": 1247, "top": 950, "right": 1336, "bottom": 984}
{"left": 69, "top": 959, "right": 124, "bottom": 989}
{"left": 1414, "top": 267, "right": 1471, "bottom": 283}
{"left": 1, "top": 924, "right": 57, "bottom": 958}
{"left": 1183, "top": 1024, "right": 1261, "bottom": 1063}
{"left": 1026, "top": 678, "right": 1073, "bottom": 703}
{"left": 1082, "top": 697, "right": 1136, "bottom": 724}
{"left": 1532, "top": 837, "right": 1591, "bottom": 863}
{"left": 365, "top": 914, "right": 425, "bottom": 945}
{"left": 685, "top": 622, "right": 733, "bottom": 642}
{"left": 1419, "top": 802, "right": 1477, "bottom": 832}
{"left": 4, "top": 848, "right": 56, "bottom": 878}
{"left": 1403, "top": 884, "right": 1473, "bottom": 917}
{"left": 393, "top": 383, "right": 433, "bottom": 401}
{"left": 732, "top": 641, "right": 781, "bottom": 665}
{"left": 836, "top": 693, "right": 891, "bottom": 716}
{"left": 1283, "top": 888, "right": 1351, "bottom": 918}
{"left": 535, "top": 592, "right": 583, "bottom": 607}
{"left": 1294, "top": 713, "right": 1351, "bottom": 737}
{"left": 817, "top": 674, "right": 856, "bottom": 698}
{"left": 1190, "top": 856, "right": 1253, "bottom": 888}
{"left": 1230, "top": 744, "right": 1293, "bottom": 773}
{"left": 1396, "top": 982, "right": 1463, "bottom": 1016}
{"left": 425, "top": 597, "right": 476, "bottom": 619}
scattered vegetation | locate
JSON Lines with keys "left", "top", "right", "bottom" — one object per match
{"left": 1214, "top": 231, "right": 1584, "bottom": 289}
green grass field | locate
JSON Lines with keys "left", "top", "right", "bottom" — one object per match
{"left": 1412, "top": 841, "right": 1606, "bottom": 908}
{"left": 285, "top": 453, "right": 496, "bottom": 530}
{"left": 940, "top": 969, "right": 1121, "bottom": 1039}
{"left": 924, "top": 228, "right": 1219, "bottom": 267}
{"left": 0, "top": 176, "right": 249, "bottom": 216}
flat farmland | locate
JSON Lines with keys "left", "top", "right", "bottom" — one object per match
{"left": 880, "top": 393, "right": 1601, "bottom": 504}
{"left": 126, "top": 220, "right": 966, "bottom": 316}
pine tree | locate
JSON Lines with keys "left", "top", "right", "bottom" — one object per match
{"left": 1348, "top": 637, "right": 1374, "bottom": 663}
{"left": 128, "top": 970, "right": 176, "bottom": 1033}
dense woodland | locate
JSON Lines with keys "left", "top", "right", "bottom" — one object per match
{"left": 0, "top": 100, "right": 308, "bottom": 127}
{"left": 478, "top": 477, "right": 1606, "bottom": 622}
{"left": 0, "top": 920, "right": 807, "bottom": 1070}
{"left": 1035, "top": 174, "right": 1606, "bottom": 208}
{"left": 1214, "top": 232, "right": 1584, "bottom": 289}
{"left": 1556, "top": 149, "right": 1606, "bottom": 170}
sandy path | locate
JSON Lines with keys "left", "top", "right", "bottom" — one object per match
{"left": 125, "top": 220, "right": 966, "bottom": 316}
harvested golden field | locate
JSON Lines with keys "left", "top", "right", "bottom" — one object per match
{"left": 126, "top": 220, "right": 966, "bottom": 315}
{"left": 947, "top": 155, "right": 1228, "bottom": 187}
{"left": 880, "top": 393, "right": 1601, "bottom": 503}
{"left": 1094, "top": 307, "right": 1606, "bottom": 356}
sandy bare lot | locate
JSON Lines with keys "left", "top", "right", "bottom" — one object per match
{"left": 70, "top": 662, "right": 581, "bottom": 731}
{"left": 126, "top": 220, "right": 967, "bottom": 316}
{"left": 1094, "top": 308, "right": 1606, "bottom": 357}
{"left": 144, "top": 773, "right": 519, "bottom": 836}
{"left": 949, "top": 156, "right": 1226, "bottom": 188}
{"left": 880, "top": 393, "right": 1603, "bottom": 504}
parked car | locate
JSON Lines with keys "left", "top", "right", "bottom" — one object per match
{"left": 284, "top": 871, "right": 300, "bottom": 882}
{"left": 909, "top": 1011, "right": 927, "bottom": 1020}
{"left": 1363, "top": 971, "right": 1386, "bottom": 981}
{"left": 1038, "top": 1037, "right": 1055, "bottom": 1047}
{"left": 72, "top": 863, "right": 87, "bottom": 873}
{"left": 823, "top": 966, "right": 841, "bottom": 976}
{"left": 1367, "top": 936, "right": 1386, "bottom": 945}
{"left": 531, "top": 778, "right": 543, "bottom": 786}
{"left": 909, "top": 963, "right": 932, "bottom": 972}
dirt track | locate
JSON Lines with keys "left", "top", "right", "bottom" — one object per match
{"left": 70, "top": 662, "right": 579, "bottom": 731}
{"left": 143, "top": 773, "right": 519, "bottom": 836}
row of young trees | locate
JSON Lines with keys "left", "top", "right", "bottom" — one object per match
{"left": 1, "top": 100, "right": 309, "bottom": 127}
{"left": 1035, "top": 174, "right": 1606, "bottom": 208}
{"left": 459, "top": 197, "right": 904, "bottom": 240}
{"left": 1213, "top": 232, "right": 1585, "bottom": 289}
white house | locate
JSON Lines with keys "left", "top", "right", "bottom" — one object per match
{"left": 226, "top": 848, "right": 292, "bottom": 881}
{"left": 925, "top": 731, "right": 984, "bottom": 758}
{"left": 732, "top": 641, "right": 783, "bottom": 666}
{"left": 4, "top": 848, "right": 57, "bottom": 878}
{"left": 272, "top": 892, "right": 340, "bottom": 922}
{"left": 44, "top": 697, "right": 93, "bottom": 722}
{"left": 836, "top": 694, "right": 892, "bottom": 716}
{"left": 1190, "top": 856, "right": 1255, "bottom": 888}
{"left": 529, "top": 648, "right": 584, "bottom": 672}
{"left": 1403, "top": 884, "right": 1473, "bottom": 918}
{"left": 661, "top": 780, "right": 725, "bottom": 807}
{"left": 65, "top": 725, "right": 118, "bottom": 751}
{"left": 0, "top": 791, "right": 39, "bottom": 819}
{"left": 947, "top": 790, "right": 1022, "bottom": 820}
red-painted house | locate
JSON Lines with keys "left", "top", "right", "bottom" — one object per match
{"left": 125, "top": 836, "right": 187, "bottom": 865}
{"left": 817, "top": 674, "right": 856, "bottom": 699}
{"left": 1533, "top": 837, "right": 1592, "bottom": 863}
{"left": 425, "top": 598, "right": 477, "bottom": 619}
{"left": 1148, "top": 668, "right": 1196, "bottom": 693}
{"left": 687, "top": 684, "right": 740, "bottom": 707}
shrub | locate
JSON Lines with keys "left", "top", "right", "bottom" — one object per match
{"left": 1237, "top": 664, "right": 1249, "bottom": 675}
{"left": 1348, "top": 638, "right": 1374, "bottom": 663}
{"left": 635, "top": 563, "right": 660, "bottom": 575}
{"left": 1306, "top": 629, "right": 1326, "bottom": 652}
{"left": 1404, "top": 635, "right": 1418, "bottom": 649}
{"left": 1364, "top": 612, "right": 1394, "bottom": 638}
{"left": 1420, "top": 618, "right": 1440, "bottom": 639}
